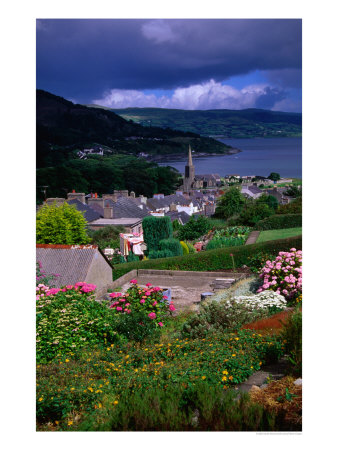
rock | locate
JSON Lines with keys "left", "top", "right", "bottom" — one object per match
{"left": 294, "top": 378, "right": 302, "bottom": 386}
{"left": 260, "top": 384, "right": 268, "bottom": 389}
{"left": 250, "top": 385, "right": 261, "bottom": 392}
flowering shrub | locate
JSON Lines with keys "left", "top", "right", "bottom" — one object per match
{"left": 36, "top": 282, "right": 119, "bottom": 363}
{"left": 231, "top": 291, "right": 287, "bottom": 312}
{"left": 108, "top": 280, "right": 176, "bottom": 342}
{"left": 257, "top": 248, "right": 302, "bottom": 304}
{"left": 36, "top": 329, "right": 285, "bottom": 429}
{"left": 109, "top": 280, "right": 175, "bottom": 327}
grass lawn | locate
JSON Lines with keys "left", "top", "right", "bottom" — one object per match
{"left": 256, "top": 227, "right": 302, "bottom": 243}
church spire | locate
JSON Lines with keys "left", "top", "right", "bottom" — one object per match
{"left": 188, "top": 145, "right": 193, "bottom": 166}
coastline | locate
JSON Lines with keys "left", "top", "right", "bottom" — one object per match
{"left": 146, "top": 148, "right": 241, "bottom": 163}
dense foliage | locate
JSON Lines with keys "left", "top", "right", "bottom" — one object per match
{"left": 276, "top": 197, "right": 302, "bottom": 215}
{"left": 255, "top": 214, "right": 302, "bottom": 230}
{"left": 37, "top": 155, "right": 181, "bottom": 203}
{"left": 110, "top": 106, "right": 302, "bottom": 138}
{"left": 113, "top": 235, "right": 302, "bottom": 280}
{"left": 88, "top": 225, "right": 125, "bottom": 249}
{"left": 206, "top": 226, "right": 251, "bottom": 250}
{"left": 36, "top": 202, "right": 90, "bottom": 244}
{"left": 281, "top": 306, "right": 302, "bottom": 376}
{"left": 214, "top": 187, "right": 245, "bottom": 219}
{"left": 159, "top": 238, "right": 183, "bottom": 257}
{"left": 36, "top": 283, "right": 116, "bottom": 363}
{"left": 36, "top": 329, "right": 285, "bottom": 429}
{"left": 142, "top": 216, "right": 173, "bottom": 254}
{"left": 177, "top": 215, "right": 211, "bottom": 241}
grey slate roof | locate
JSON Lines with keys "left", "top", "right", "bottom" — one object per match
{"left": 36, "top": 246, "right": 101, "bottom": 288}
{"left": 147, "top": 194, "right": 192, "bottom": 211}
{"left": 67, "top": 199, "right": 102, "bottom": 222}
{"left": 165, "top": 210, "right": 191, "bottom": 225}
{"left": 104, "top": 197, "right": 150, "bottom": 218}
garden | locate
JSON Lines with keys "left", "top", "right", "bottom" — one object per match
{"left": 36, "top": 247, "right": 302, "bottom": 431}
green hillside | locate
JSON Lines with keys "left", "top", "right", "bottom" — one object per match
{"left": 37, "top": 90, "right": 233, "bottom": 168}
{"left": 90, "top": 106, "right": 302, "bottom": 138}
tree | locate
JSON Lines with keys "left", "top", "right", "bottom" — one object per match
{"left": 177, "top": 216, "right": 210, "bottom": 241}
{"left": 257, "top": 193, "right": 279, "bottom": 211}
{"left": 284, "top": 185, "right": 302, "bottom": 198}
{"left": 268, "top": 172, "right": 281, "bottom": 182}
{"left": 36, "top": 202, "right": 90, "bottom": 244}
{"left": 214, "top": 187, "right": 245, "bottom": 219}
{"left": 239, "top": 200, "right": 274, "bottom": 226}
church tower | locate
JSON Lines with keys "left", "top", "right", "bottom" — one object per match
{"left": 183, "top": 145, "right": 195, "bottom": 192}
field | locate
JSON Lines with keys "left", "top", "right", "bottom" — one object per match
{"left": 256, "top": 228, "right": 302, "bottom": 243}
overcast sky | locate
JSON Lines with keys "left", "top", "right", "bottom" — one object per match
{"left": 36, "top": 19, "right": 302, "bottom": 112}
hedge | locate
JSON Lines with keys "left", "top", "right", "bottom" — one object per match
{"left": 112, "top": 235, "right": 302, "bottom": 280}
{"left": 142, "top": 216, "right": 173, "bottom": 253}
{"left": 159, "top": 238, "right": 183, "bottom": 257}
{"left": 254, "top": 214, "right": 302, "bottom": 230}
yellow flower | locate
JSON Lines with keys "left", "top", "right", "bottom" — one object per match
{"left": 65, "top": 359, "right": 69, "bottom": 363}
{"left": 201, "top": 376, "right": 206, "bottom": 380}
{"left": 38, "top": 397, "right": 43, "bottom": 402}
{"left": 113, "top": 400, "right": 118, "bottom": 405}
{"left": 235, "top": 337, "right": 239, "bottom": 340}
{"left": 229, "top": 375, "right": 233, "bottom": 381}
{"left": 222, "top": 376, "right": 227, "bottom": 382}
{"left": 55, "top": 421, "right": 59, "bottom": 425}
{"left": 70, "top": 387, "right": 75, "bottom": 391}
{"left": 232, "top": 354, "right": 236, "bottom": 357}
{"left": 68, "top": 421, "right": 73, "bottom": 426}
{"left": 222, "top": 370, "right": 228, "bottom": 375}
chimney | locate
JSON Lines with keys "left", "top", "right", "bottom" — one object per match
{"left": 104, "top": 205, "right": 113, "bottom": 219}
{"left": 139, "top": 195, "right": 147, "bottom": 204}
{"left": 87, "top": 195, "right": 104, "bottom": 209}
{"left": 130, "top": 191, "right": 136, "bottom": 198}
{"left": 103, "top": 193, "right": 118, "bottom": 202}
{"left": 169, "top": 203, "right": 177, "bottom": 212}
{"left": 67, "top": 191, "right": 86, "bottom": 204}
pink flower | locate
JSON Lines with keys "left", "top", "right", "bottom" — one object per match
{"left": 130, "top": 279, "right": 138, "bottom": 284}
{"left": 158, "top": 322, "right": 164, "bottom": 327}
{"left": 140, "top": 299, "right": 146, "bottom": 304}
{"left": 116, "top": 307, "right": 123, "bottom": 311}
{"left": 153, "top": 287, "right": 161, "bottom": 292}
{"left": 145, "top": 291, "right": 151, "bottom": 296}
{"left": 169, "top": 304, "right": 176, "bottom": 312}
{"left": 163, "top": 295, "right": 168, "bottom": 300}
{"left": 152, "top": 301, "right": 158, "bottom": 306}
{"left": 146, "top": 283, "right": 152, "bottom": 287}
{"left": 109, "top": 292, "right": 122, "bottom": 298}
{"left": 148, "top": 312, "right": 156, "bottom": 319}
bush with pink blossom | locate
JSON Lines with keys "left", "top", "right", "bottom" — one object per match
{"left": 108, "top": 280, "right": 175, "bottom": 329}
{"left": 257, "top": 248, "right": 302, "bottom": 304}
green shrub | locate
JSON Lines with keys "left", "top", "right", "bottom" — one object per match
{"left": 36, "top": 201, "right": 90, "bottom": 244}
{"left": 113, "top": 235, "right": 302, "bottom": 280}
{"left": 127, "top": 253, "right": 139, "bottom": 262}
{"left": 148, "top": 249, "right": 174, "bottom": 259}
{"left": 255, "top": 214, "right": 302, "bottom": 230}
{"left": 36, "top": 287, "right": 119, "bottom": 363}
{"left": 206, "top": 236, "right": 246, "bottom": 250}
{"left": 180, "top": 241, "right": 189, "bottom": 255}
{"left": 177, "top": 215, "right": 211, "bottom": 241}
{"left": 281, "top": 306, "right": 302, "bottom": 376}
{"left": 159, "top": 238, "right": 183, "bottom": 257}
{"left": 181, "top": 300, "right": 271, "bottom": 338}
{"left": 79, "top": 383, "right": 277, "bottom": 431}
{"left": 142, "top": 216, "right": 173, "bottom": 253}
{"left": 186, "top": 242, "right": 196, "bottom": 253}
{"left": 88, "top": 225, "right": 125, "bottom": 249}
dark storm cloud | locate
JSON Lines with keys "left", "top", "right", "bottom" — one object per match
{"left": 36, "top": 19, "right": 301, "bottom": 103}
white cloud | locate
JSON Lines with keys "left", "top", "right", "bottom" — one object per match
{"left": 93, "top": 79, "right": 293, "bottom": 111}
{"left": 141, "top": 20, "right": 178, "bottom": 44}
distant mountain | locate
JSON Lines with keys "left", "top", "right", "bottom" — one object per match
{"left": 89, "top": 106, "right": 302, "bottom": 138}
{"left": 36, "top": 90, "right": 233, "bottom": 168}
